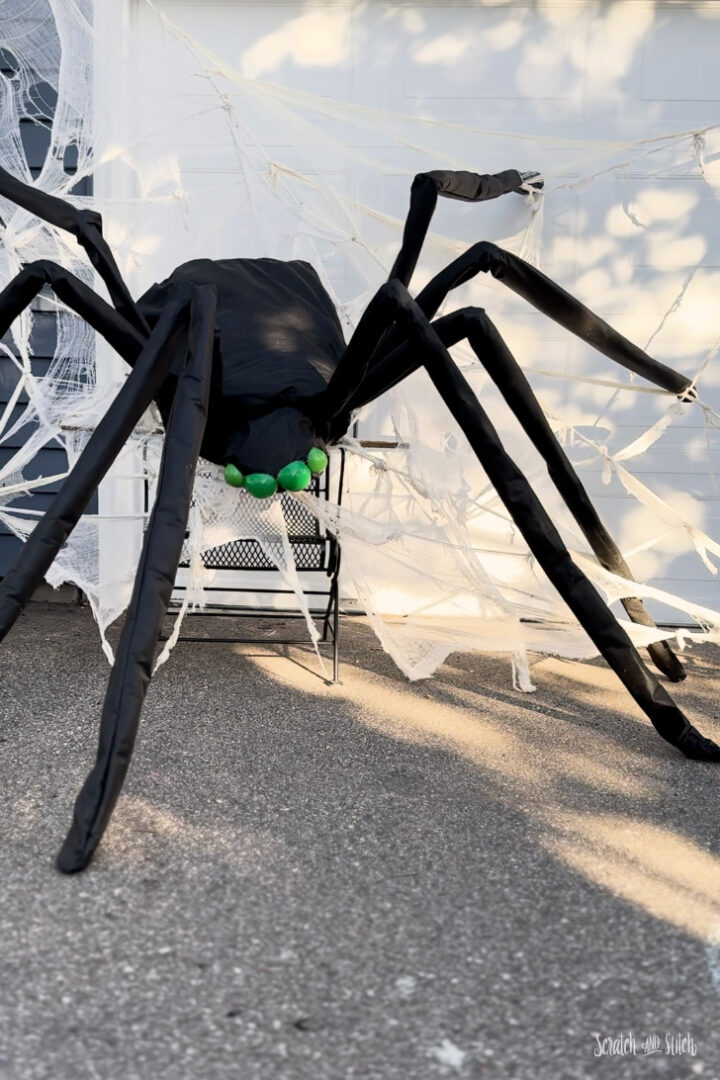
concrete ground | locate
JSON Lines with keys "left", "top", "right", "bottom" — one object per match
{"left": 1, "top": 603, "right": 720, "bottom": 1080}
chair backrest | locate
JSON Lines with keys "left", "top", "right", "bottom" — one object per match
{"left": 182, "top": 450, "right": 343, "bottom": 576}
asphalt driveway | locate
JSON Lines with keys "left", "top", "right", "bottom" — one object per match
{"left": 1, "top": 603, "right": 719, "bottom": 1079}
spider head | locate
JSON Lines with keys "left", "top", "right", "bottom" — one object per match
{"left": 222, "top": 405, "right": 328, "bottom": 498}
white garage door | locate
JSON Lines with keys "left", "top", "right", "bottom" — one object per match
{"left": 92, "top": 0, "right": 720, "bottom": 622}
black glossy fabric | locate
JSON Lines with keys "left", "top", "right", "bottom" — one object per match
{"left": 390, "top": 169, "right": 523, "bottom": 286}
{"left": 57, "top": 287, "right": 217, "bottom": 873}
{"left": 415, "top": 241, "right": 692, "bottom": 396}
{"left": 0, "top": 259, "right": 145, "bottom": 362}
{"left": 139, "top": 258, "right": 345, "bottom": 474}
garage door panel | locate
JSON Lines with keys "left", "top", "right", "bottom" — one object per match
{"left": 138, "top": 1, "right": 353, "bottom": 99}
{"left": 609, "top": 178, "right": 720, "bottom": 267}
{"left": 640, "top": 6, "right": 720, "bottom": 103}
{"left": 579, "top": 465, "right": 720, "bottom": 502}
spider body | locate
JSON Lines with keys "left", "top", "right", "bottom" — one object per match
{"left": 0, "top": 162, "right": 717, "bottom": 874}
{"left": 140, "top": 257, "right": 344, "bottom": 480}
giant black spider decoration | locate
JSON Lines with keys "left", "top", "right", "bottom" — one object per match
{"left": 0, "top": 165, "right": 717, "bottom": 874}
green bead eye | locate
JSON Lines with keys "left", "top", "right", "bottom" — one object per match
{"left": 224, "top": 463, "right": 245, "bottom": 488}
{"left": 226, "top": 448, "right": 328, "bottom": 498}
{"left": 245, "top": 473, "right": 278, "bottom": 498}
{"left": 278, "top": 460, "right": 312, "bottom": 492}
{"left": 307, "top": 447, "right": 328, "bottom": 474}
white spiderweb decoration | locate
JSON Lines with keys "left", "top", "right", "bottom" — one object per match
{"left": 2, "top": 0, "right": 720, "bottom": 685}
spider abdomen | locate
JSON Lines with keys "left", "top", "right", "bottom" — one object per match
{"left": 137, "top": 257, "right": 347, "bottom": 473}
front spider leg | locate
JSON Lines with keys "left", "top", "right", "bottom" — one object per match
{"left": 349, "top": 305, "right": 685, "bottom": 683}
{"left": 57, "top": 285, "right": 217, "bottom": 873}
{"left": 337, "top": 282, "right": 719, "bottom": 760}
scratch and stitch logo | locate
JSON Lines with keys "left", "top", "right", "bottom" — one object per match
{"left": 593, "top": 1031, "right": 698, "bottom": 1059}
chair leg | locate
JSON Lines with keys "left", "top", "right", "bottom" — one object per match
{"left": 331, "top": 575, "right": 341, "bottom": 684}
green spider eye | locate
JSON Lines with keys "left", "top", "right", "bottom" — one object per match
{"left": 307, "top": 447, "right": 328, "bottom": 474}
{"left": 224, "top": 463, "right": 245, "bottom": 488}
{"left": 277, "top": 460, "right": 312, "bottom": 492}
{"left": 224, "top": 448, "right": 328, "bottom": 497}
{"left": 245, "top": 473, "right": 278, "bottom": 498}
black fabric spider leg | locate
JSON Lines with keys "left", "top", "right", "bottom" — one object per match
{"left": 0, "top": 259, "right": 147, "bottom": 362}
{"left": 56, "top": 285, "right": 216, "bottom": 874}
{"left": 414, "top": 241, "right": 693, "bottom": 398}
{"left": 349, "top": 307, "right": 685, "bottom": 683}
{"left": 390, "top": 170, "right": 529, "bottom": 288}
{"left": 344, "top": 170, "right": 532, "bottom": 371}
{"left": 319, "top": 281, "right": 410, "bottom": 423}
{"left": 0, "top": 299, "right": 188, "bottom": 643}
{"left": 348, "top": 282, "right": 720, "bottom": 761}
{"left": 0, "top": 164, "right": 149, "bottom": 336}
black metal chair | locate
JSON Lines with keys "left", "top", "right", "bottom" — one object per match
{"left": 164, "top": 448, "right": 345, "bottom": 682}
